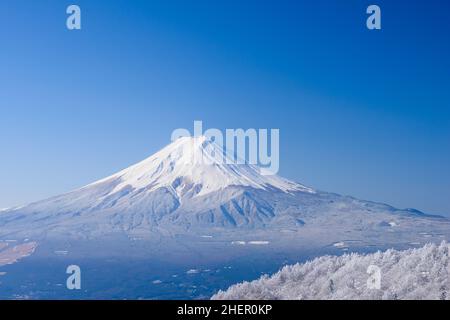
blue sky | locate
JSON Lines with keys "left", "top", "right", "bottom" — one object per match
{"left": 0, "top": 0, "right": 449, "bottom": 215}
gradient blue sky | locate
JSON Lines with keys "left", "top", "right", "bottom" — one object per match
{"left": 0, "top": 0, "right": 449, "bottom": 215}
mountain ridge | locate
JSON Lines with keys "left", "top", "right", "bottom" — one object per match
{"left": 0, "top": 137, "right": 449, "bottom": 249}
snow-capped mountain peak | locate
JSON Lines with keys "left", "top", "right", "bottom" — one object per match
{"left": 89, "top": 136, "right": 313, "bottom": 197}
{"left": 1, "top": 136, "right": 448, "bottom": 244}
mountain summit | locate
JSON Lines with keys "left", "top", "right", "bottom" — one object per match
{"left": 88, "top": 136, "right": 313, "bottom": 198}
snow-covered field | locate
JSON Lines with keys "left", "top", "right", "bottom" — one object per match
{"left": 0, "top": 241, "right": 37, "bottom": 267}
{"left": 213, "top": 242, "right": 450, "bottom": 300}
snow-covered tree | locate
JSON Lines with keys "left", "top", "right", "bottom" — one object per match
{"left": 212, "top": 242, "right": 450, "bottom": 300}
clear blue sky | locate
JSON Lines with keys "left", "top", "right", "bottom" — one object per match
{"left": 0, "top": 0, "right": 449, "bottom": 215}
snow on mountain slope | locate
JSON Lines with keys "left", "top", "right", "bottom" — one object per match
{"left": 212, "top": 242, "right": 450, "bottom": 300}
{"left": 88, "top": 136, "right": 313, "bottom": 197}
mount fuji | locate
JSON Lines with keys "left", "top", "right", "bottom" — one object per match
{"left": 1, "top": 136, "right": 449, "bottom": 299}
{"left": 0, "top": 135, "right": 448, "bottom": 247}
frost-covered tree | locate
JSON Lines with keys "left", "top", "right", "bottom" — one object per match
{"left": 212, "top": 242, "right": 450, "bottom": 300}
